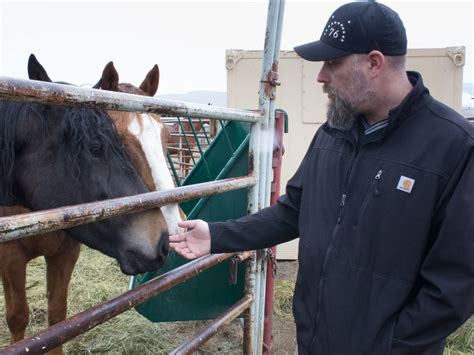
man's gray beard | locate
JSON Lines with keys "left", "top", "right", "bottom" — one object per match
{"left": 326, "top": 95, "right": 358, "bottom": 131}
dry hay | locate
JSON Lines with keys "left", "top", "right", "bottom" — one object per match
{"left": 0, "top": 246, "right": 242, "bottom": 354}
{"left": 0, "top": 249, "right": 472, "bottom": 354}
{"left": 445, "top": 316, "right": 474, "bottom": 355}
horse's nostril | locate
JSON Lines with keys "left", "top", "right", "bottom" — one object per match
{"left": 159, "top": 232, "right": 170, "bottom": 257}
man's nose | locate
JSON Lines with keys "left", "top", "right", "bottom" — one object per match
{"left": 317, "top": 64, "right": 329, "bottom": 84}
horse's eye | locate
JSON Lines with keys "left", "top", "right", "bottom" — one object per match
{"left": 90, "top": 143, "right": 103, "bottom": 157}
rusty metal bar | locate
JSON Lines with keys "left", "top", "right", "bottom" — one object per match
{"left": 237, "top": 251, "right": 254, "bottom": 263}
{"left": 167, "top": 147, "right": 202, "bottom": 154}
{"left": 0, "top": 253, "right": 238, "bottom": 355}
{"left": 169, "top": 295, "right": 254, "bottom": 355}
{"left": 0, "top": 77, "right": 262, "bottom": 122}
{"left": 166, "top": 161, "right": 197, "bottom": 168}
{"left": 0, "top": 176, "right": 256, "bottom": 242}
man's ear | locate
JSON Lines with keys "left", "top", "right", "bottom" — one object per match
{"left": 367, "top": 50, "right": 384, "bottom": 78}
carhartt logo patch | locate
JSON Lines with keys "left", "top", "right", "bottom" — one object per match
{"left": 397, "top": 176, "right": 415, "bottom": 193}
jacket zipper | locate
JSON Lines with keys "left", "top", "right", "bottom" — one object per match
{"left": 374, "top": 169, "right": 382, "bottom": 196}
{"left": 355, "top": 169, "right": 383, "bottom": 226}
{"left": 310, "top": 141, "right": 357, "bottom": 350}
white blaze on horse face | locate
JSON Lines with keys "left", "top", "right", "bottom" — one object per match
{"left": 128, "top": 114, "right": 185, "bottom": 234}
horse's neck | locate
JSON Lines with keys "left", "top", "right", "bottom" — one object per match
{"left": 0, "top": 205, "right": 77, "bottom": 259}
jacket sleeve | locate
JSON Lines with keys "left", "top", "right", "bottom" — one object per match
{"left": 209, "top": 133, "right": 317, "bottom": 253}
{"left": 391, "top": 146, "right": 474, "bottom": 353}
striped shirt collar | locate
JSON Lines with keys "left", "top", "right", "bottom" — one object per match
{"left": 361, "top": 117, "right": 389, "bottom": 135}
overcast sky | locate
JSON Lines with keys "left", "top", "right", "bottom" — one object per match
{"left": 0, "top": 0, "right": 472, "bottom": 95}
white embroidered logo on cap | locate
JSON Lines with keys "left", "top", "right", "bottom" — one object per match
{"left": 397, "top": 176, "right": 415, "bottom": 193}
{"left": 323, "top": 19, "right": 350, "bottom": 42}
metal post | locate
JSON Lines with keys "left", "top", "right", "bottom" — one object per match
{"left": 245, "top": 0, "right": 284, "bottom": 354}
{"left": 263, "top": 110, "right": 285, "bottom": 354}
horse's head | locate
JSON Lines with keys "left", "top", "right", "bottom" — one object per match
{"left": 2, "top": 54, "right": 170, "bottom": 275}
{"left": 94, "top": 61, "right": 186, "bottom": 235}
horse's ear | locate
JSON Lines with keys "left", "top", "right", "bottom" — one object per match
{"left": 98, "top": 61, "right": 119, "bottom": 91}
{"left": 28, "top": 54, "right": 52, "bottom": 82}
{"left": 139, "top": 64, "right": 159, "bottom": 97}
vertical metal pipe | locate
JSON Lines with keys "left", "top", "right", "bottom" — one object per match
{"left": 263, "top": 110, "right": 285, "bottom": 354}
{"left": 265, "top": 0, "right": 285, "bottom": 207}
{"left": 245, "top": 0, "right": 282, "bottom": 354}
{"left": 258, "top": 1, "right": 286, "bottom": 351}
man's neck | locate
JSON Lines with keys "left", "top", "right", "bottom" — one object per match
{"left": 364, "top": 74, "right": 413, "bottom": 125}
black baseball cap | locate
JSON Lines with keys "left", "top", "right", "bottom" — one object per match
{"left": 294, "top": 2, "right": 407, "bottom": 61}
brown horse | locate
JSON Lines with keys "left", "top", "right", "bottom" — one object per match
{"left": 0, "top": 55, "right": 183, "bottom": 354}
{"left": 94, "top": 61, "right": 186, "bottom": 230}
{"left": 0, "top": 206, "right": 81, "bottom": 353}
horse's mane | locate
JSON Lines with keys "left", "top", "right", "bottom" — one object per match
{"left": 0, "top": 100, "right": 134, "bottom": 205}
{"left": 0, "top": 101, "right": 19, "bottom": 205}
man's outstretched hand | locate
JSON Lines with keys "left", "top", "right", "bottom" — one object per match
{"left": 169, "top": 219, "right": 211, "bottom": 259}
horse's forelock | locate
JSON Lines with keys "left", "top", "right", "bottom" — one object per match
{"left": 58, "top": 107, "right": 135, "bottom": 181}
{"left": 118, "top": 83, "right": 147, "bottom": 96}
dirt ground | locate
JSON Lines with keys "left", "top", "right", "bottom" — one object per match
{"left": 184, "top": 260, "right": 298, "bottom": 354}
{"left": 271, "top": 260, "right": 298, "bottom": 354}
{"left": 0, "top": 250, "right": 298, "bottom": 354}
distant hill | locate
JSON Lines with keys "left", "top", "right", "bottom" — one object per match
{"left": 157, "top": 91, "right": 226, "bottom": 107}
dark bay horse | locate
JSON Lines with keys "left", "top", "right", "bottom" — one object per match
{"left": 0, "top": 55, "right": 176, "bottom": 354}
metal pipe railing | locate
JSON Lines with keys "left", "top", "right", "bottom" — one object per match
{"left": 0, "top": 253, "right": 238, "bottom": 355}
{"left": 0, "top": 176, "right": 256, "bottom": 242}
{"left": 245, "top": 0, "right": 283, "bottom": 353}
{"left": 0, "top": 77, "right": 263, "bottom": 122}
{"left": 170, "top": 295, "right": 254, "bottom": 355}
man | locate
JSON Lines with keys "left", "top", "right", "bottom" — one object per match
{"left": 170, "top": 2, "right": 474, "bottom": 354}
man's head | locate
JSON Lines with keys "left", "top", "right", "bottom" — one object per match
{"left": 294, "top": 2, "right": 407, "bottom": 62}
{"left": 294, "top": 2, "right": 409, "bottom": 129}
{"left": 319, "top": 55, "right": 380, "bottom": 130}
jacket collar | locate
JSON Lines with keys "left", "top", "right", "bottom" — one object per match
{"left": 322, "top": 71, "right": 430, "bottom": 140}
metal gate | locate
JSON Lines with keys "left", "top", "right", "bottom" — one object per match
{"left": 0, "top": 0, "right": 285, "bottom": 353}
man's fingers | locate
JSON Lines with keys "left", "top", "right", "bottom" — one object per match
{"left": 169, "top": 233, "right": 187, "bottom": 242}
{"left": 169, "top": 241, "right": 185, "bottom": 251}
{"left": 178, "top": 220, "right": 199, "bottom": 229}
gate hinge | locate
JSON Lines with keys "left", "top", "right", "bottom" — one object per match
{"left": 262, "top": 69, "right": 281, "bottom": 100}
{"left": 229, "top": 256, "right": 240, "bottom": 285}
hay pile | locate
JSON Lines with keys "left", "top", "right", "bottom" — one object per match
{"left": 0, "top": 246, "right": 242, "bottom": 354}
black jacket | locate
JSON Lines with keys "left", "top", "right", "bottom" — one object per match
{"left": 210, "top": 72, "right": 474, "bottom": 354}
